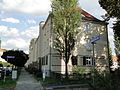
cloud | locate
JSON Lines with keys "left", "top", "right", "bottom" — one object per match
{"left": 21, "top": 26, "right": 39, "bottom": 39}
{"left": 1, "top": 17, "right": 20, "bottom": 23}
{"left": 0, "top": 25, "right": 8, "bottom": 32}
{"left": 27, "top": 19, "right": 36, "bottom": 24}
{"left": 0, "top": 0, "right": 51, "bottom": 17}
{"left": 3, "top": 38, "right": 28, "bottom": 49}
{"left": 0, "top": 25, "right": 20, "bottom": 38}
{"left": 1, "top": 25, "right": 39, "bottom": 53}
{"left": 79, "top": 0, "right": 106, "bottom": 20}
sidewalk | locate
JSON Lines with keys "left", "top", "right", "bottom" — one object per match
{"left": 15, "top": 68, "right": 44, "bottom": 90}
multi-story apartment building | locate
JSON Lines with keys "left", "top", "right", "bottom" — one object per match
{"left": 26, "top": 9, "right": 109, "bottom": 77}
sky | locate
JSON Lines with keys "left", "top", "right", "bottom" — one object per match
{"left": 0, "top": 0, "right": 115, "bottom": 55}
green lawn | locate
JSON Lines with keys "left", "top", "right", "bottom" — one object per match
{"left": 0, "top": 68, "right": 21, "bottom": 89}
{"left": 0, "top": 76, "right": 17, "bottom": 89}
{"left": 36, "top": 77, "right": 59, "bottom": 83}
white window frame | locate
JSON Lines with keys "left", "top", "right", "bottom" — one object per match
{"left": 83, "top": 56, "right": 93, "bottom": 66}
{"left": 86, "top": 57, "right": 92, "bottom": 66}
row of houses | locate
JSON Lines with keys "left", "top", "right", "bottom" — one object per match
{"left": 25, "top": 8, "right": 110, "bottom": 77}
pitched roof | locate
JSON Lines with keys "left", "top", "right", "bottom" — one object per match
{"left": 42, "top": 7, "right": 106, "bottom": 29}
{"left": 76, "top": 7, "right": 105, "bottom": 22}
{"left": 112, "top": 56, "right": 118, "bottom": 60}
{"left": 0, "top": 49, "right": 5, "bottom": 52}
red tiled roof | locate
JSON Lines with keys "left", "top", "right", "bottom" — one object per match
{"left": 112, "top": 56, "right": 118, "bottom": 60}
{"left": 0, "top": 49, "right": 5, "bottom": 52}
{"left": 42, "top": 7, "right": 105, "bottom": 29}
{"left": 76, "top": 7, "right": 98, "bottom": 19}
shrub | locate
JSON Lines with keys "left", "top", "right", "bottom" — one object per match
{"left": 89, "top": 70, "right": 120, "bottom": 90}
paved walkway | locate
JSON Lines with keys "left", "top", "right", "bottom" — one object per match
{"left": 15, "top": 68, "right": 44, "bottom": 90}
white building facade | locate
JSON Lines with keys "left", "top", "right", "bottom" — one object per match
{"left": 26, "top": 9, "right": 110, "bottom": 77}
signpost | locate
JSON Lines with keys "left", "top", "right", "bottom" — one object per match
{"left": 3, "top": 56, "right": 16, "bottom": 82}
{"left": 43, "top": 68, "right": 46, "bottom": 81}
{"left": 91, "top": 35, "right": 100, "bottom": 43}
{"left": 7, "top": 56, "right": 15, "bottom": 59}
{"left": 90, "top": 35, "right": 100, "bottom": 86}
{"left": 6, "top": 56, "right": 17, "bottom": 80}
{"left": 12, "top": 70, "right": 17, "bottom": 80}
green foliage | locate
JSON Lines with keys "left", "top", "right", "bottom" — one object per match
{"left": 99, "top": 0, "right": 120, "bottom": 61}
{"left": 51, "top": 0, "right": 81, "bottom": 78}
{"left": 73, "top": 66, "right": 86, "bottom": 81}
{"left": 52, "top": 0, "right": 81, "bottom": 57}
{"left": 1, "top": 50, "right": 29, "bottom": 67}
{"left": 113, "top": 21, "right": 120, "bottom": 56}
{"left": 74, "top": 65, "right": 85, "bottom": 75}
{"left": 0, "top": 63, "right": 3, "bottom": 67}
{"left": 113, "top": 21, "right": 120, "bottom": 39}
{"left": 37, "top": 77, "right": 59, "bottom": 83}
{"left": 0, "top": 62, "right": 13, "bottom": 67}
{"left": 89, "top": 70, "right": 120, "bottom": 90}
{"left": 29, "top": 38, "right": 36, "bottom": 51}
{"left": 99, "top": 0, "right": 120, "bottom": 18}
{"left": 108, "top": 42, "right": 113, "bottom": 72}
{"left": 0, "top": 76, "right": 16, "bottom": 89}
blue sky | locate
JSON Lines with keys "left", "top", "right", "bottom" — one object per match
{"left": 0, "top": 0, "right": 115, "bottom": 55}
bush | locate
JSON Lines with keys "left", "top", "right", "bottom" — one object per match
{"left": 35, "top": 71, "right": 42, "bottom": 77}
{"left": 89, "top": 70, "right": 120, "bottom": 90}
{"left": 26, "top": 64, "right": 42, "bottom": 78}
{"left": 73, "top": 65, "right": 86, "bottom": 80}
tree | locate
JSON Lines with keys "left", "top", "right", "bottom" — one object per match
{"left": 29, "top": 38, "right": 36, "bottom": 51}
{"left": 1, "top": 50, "right": 29, "bottom": 67}
{"left": 51, "top": 0, "right": 81, "bottom": 79}
{"left": 99, "top": 0, "right": 120, "bottom": 59}
{"left": 99, "top": 0, "right": 120, "bottom": 19}
{"left": 113, "top": 21, "right": 120, "bottom": 56}
{"left": 0, "top": 64, "right": 3, "bottom": 67}
{"left": 108, "top": 42, "right": 113, "bottom": 72}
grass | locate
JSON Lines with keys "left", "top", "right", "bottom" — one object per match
{"left": 0, "top": 76, "right": 17, "bottom": 89}
{"left": 0, "top": 68, "right": 21, "bottom": 89}
{"left": 36, "top": 77, "right": 59, "bottom": 83}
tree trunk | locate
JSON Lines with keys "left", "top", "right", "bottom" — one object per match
{"left": 65, "top": 32, "right": 68, "bottom": 79}
{"left": 65, "top": 60, "right": 68, "bottom": 79}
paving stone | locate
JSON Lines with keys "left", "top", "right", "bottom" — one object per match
{"left": 15, "top": 68, "right": 44, "bottom": 90}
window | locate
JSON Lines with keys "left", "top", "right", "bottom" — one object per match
{"left": 71, "top": 56, "right": 77, "bottom": 65}
{"left": 43, "top": 57, "right": 45, "bottom": 65}
{"left": 83, "top": 56, "right": 92, "bottom": 66}
{"left": 42, "top": 57, "right": 45, "bottom": 65}
{"left": 46, "top": 56, "right": 48, "bottom": 65}
{"left": 42, "top": 57, "right": 43, "bottom": 65}
{"left": 86, "top": 39, "right": 92, "bottom": 50}
{"left": 85, "top": 24, "right": 89, "bottom": 33}
{"left": 86, "top": 57, "right": 92, "bottom": 65}
{"left": 85, "top": 24, "right": 91, "bottom": 33}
